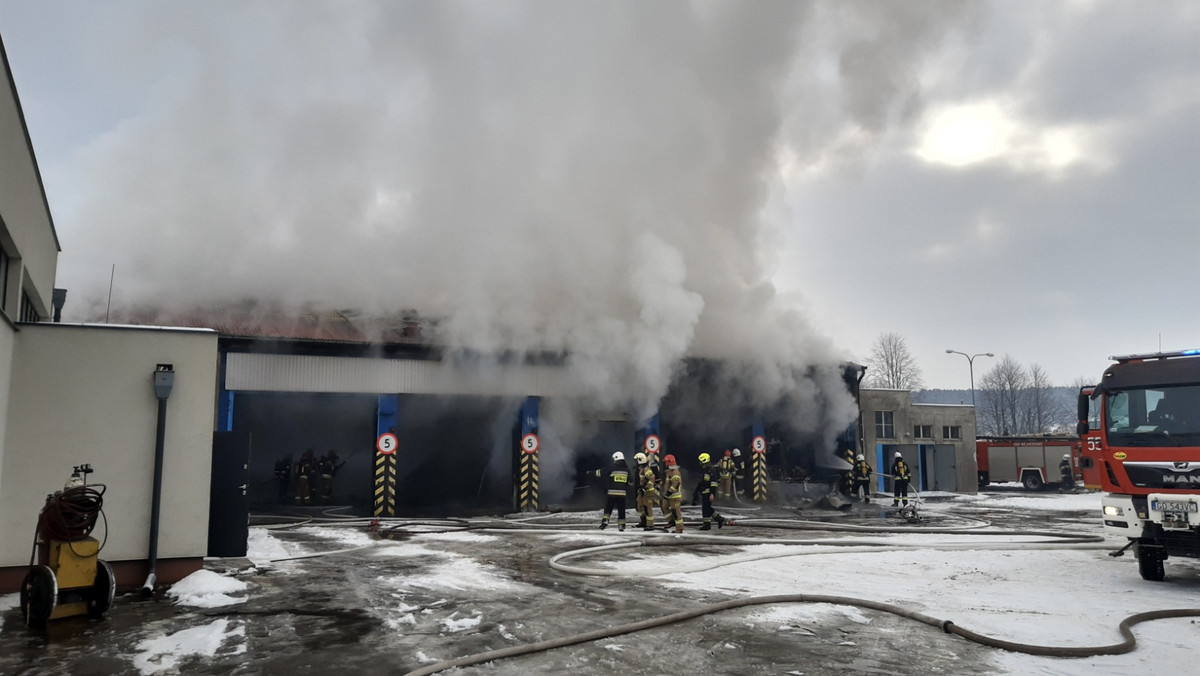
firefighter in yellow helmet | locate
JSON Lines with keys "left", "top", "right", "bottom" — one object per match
{"left": 634, "top": 452, "right": 659, "bottom": 530}
{"left": 691, "top": 452, "right": 726, "bottom": 530}
{"left": 662, "top": 454, "right": 684, "bottom": 533}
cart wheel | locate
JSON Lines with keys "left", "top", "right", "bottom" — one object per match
{"left": 19, "top": 565, "right": 58, "bottom": 627}
{"left": 87, "top": 560, "right": 116, "bottom": 618}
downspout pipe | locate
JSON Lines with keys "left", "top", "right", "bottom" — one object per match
{"left": 143, "top": 364, "right": 175, "bottom": 597}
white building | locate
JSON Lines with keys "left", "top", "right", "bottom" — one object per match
{"left": 0, "top": 36, "right": 219, "bottom": 593}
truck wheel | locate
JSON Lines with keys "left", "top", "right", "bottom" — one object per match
{"left": 1021, "top": 472, "right": 1044, "bottom": 491}
{"left": 1138, "top": 548, "right": 1166, "bottom": 581}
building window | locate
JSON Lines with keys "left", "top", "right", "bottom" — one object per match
{"left": 875, "top": 410, "right": 895, "bottom": 439}
{"left": 943, "top": 425, "right": 962, "bottom": 440}
{"left": 19, "top": 291, "right": 39, "bottom": 322}
{"left": 914, "top": 424, "right": 933, "bottom": 439}
{"left": 0, "top": 246, "right": 9, "bottom": 313}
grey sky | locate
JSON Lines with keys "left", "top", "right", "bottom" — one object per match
{"left": 1, "top": 0, "right": 1197, "bottom": 392}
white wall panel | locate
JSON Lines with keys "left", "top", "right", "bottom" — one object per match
{"left": 225, "top": 352, "right": 571, "bottom": 396}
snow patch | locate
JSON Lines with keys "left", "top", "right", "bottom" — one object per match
{"left": 0, "top": 593, "right": 18, "bottom": 632}
{"left": 442, "top": 612, "right": 483, "bottom": 633}
{"left": 133, "top": 619, "right": 245, "bottom": 674}
{"left": 167, "top": 570, "right": 250, "bottom": 608}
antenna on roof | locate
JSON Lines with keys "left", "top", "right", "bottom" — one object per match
{"left": 105, "top": 264, "right": 115, "bottom": 323}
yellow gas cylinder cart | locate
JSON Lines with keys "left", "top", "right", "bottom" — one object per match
{"left": 19, "top": 464, "right": 115, "bottom": 627}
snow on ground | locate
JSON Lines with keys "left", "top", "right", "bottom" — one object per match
{"left": 951, "top": 491, "right": 1103, "bottom": 512}
{"left": 245, "top": 527, "right": 303, "bottom": 565}
{"left": 0, "top": 593, "right": 16, "bottom": 632}
{"left": 643, "top": 492, "right": 1199, "bottom": 675}
{"left": 132, "top": 618, "right": 246, "bottom": 675}
{"left": 412, "top": 530, "right": 499, "bottom": 544}
{"left": 167, "top": 569, "right": 250, "bottom": 608}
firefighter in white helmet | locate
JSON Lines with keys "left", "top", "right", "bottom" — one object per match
{"left": 634, "top": 452, "right": 659, "bottom": 530}
{"left": 851, "top": 454, "right": 873, "bottom": 503}
{"left": 591, "top": 451, "right": 630, "bottom": 530}
{"left": 1059, "top": 453, "right": 1075, "bottom": 492}
{"left": 890, "top": 451, "right": 911, "bottom": 507}
{"left": 731, "top": 448, "right": 745, "bottom": 501}
{"left": 717, "top": 450, "right": 735, "bottom": 500}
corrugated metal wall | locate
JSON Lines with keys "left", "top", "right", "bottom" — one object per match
{"left": 225, "top": 353, "right": 570, "bottom": 396}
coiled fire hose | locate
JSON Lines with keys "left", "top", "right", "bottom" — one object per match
{"left": 30, "top": 484, "right": 107, "bottom": 564}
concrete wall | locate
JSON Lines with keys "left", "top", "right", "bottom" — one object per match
{"left": 1, "top": 39, "right": 59, "bottom": 317}
{"left": 0, "top": 317, "right": 13, "bottom": 498}
{"left": 0, "top": 324, "right": 218, "bottom": 573}
{"left": 859, "top": 389, "right": 978, "bottom": 493}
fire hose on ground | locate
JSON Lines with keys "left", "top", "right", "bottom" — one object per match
{"left": 397, "top": 519, "right": 1199, "bottom": 675}
{"left": 403, "top": 594, "right": 1200, "bottom": 676}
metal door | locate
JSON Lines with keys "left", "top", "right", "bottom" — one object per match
{"left": 931, "top": 443, "right": 958, "bottom": 491}
{"left": 208, "top": 431, "right": 251, "bottom": 557}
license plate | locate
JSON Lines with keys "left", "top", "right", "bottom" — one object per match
{"left": 1152, "top": 500, "right": 1199, "bottom": 513}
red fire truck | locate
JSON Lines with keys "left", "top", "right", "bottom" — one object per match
{"left": 1080, "top": 350, "right": 1200, "bottom": 581}
{"left": 976, "top": 436, "right": 1080, "bottom": 490}
{"left": 1077, "top": 386, "right": 1104, "bottom": 490}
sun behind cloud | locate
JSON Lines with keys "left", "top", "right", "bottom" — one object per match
{"left": 915, "top": 101, "right": 1014, "bottom": 166}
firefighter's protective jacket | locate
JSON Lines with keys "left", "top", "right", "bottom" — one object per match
{"left": 594, "top": 462, "right": 630, "bottom": 496}
{"left": 853, "top": 460, "right": 872, "bottom": 481}
{"left": 692, "top": 465, "right": 717, "bottom": 503}
{"left": 891, "top": 459, "right": 911, "bottom": 483}
{"left": 639, "top": 466, "right": 660, "bottom": 498}
{"left": 665, "top": 468, "right": 682, "bottom": 499}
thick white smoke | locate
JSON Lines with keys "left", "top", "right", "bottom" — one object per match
{"left": 56, "top": 2, "right": 972, "bottom": 490}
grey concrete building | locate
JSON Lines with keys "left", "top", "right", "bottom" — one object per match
{"left": 858, "top": 388, "right": 977, "bottom": 494}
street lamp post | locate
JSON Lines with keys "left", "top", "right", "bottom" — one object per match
{"left": 945, "top": 349, "right": 994, "bottom": 407}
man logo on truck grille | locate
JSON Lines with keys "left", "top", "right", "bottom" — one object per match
{"left": 1174, "top": 462, "right": 1191, "bottom": 470}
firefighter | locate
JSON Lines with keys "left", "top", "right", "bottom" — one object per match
{"left": 592, "top": 451, "right": 630, "bottom": 531}
{"left": 634, "top": 452, "right": 659, "bottom": 530}
{"left": 890, "top": 451, "right": 911, "bottom": 507}
{"left": 662, "top": 454, "right": 684, "bottom": 533}
{"left": 319, "top": 450, "right": 346, "bottom": 502}
{"left": 273, "top": 453, "right": 292, "bottom": 504}
{"left": 851, "top": 454, "right": 873, "bottom": 503}
{"left": 691, "top": 453, "right": 726, "bottom": 530}
{"left": 841, "top": 447, "right": 857, "bottom": 496}
{"left": 717, "top": 450, "right": 734, "bottom": 500}
{"left": 731, "top": 448, "right": 745, "bottom": 500}
{"left": 294, "top": 449, "right": 318, "bottom": 505}
{"left": 1059, "top": 453, "right": 1075, "bottom": 492}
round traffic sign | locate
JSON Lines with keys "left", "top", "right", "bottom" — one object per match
{"left": 643, "top": 435, "right": 661, "bottom": 454}
{"left": 377, "top": 432, "right": 398, "bottom": 455}
{"left": 751, "top": 435, "right": 766, "bottom": 454}
{"left": 521, "top": 433, "right": 540, "bottom": 454}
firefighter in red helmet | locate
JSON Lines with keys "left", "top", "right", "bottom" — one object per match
{"left": 662, "top": 454, "right": 684, "bottom": 533}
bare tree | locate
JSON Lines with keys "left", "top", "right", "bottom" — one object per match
{"left": 978, "top": 355, "right": 1029, "bottom": 435}
{"left": 864, "top": 332, "right": 924, "bottom": 390}
{"left": 1024, "top": 363, "right": 1053, "bottom": 433}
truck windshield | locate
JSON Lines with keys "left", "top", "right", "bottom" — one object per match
{"left": 1106, "top": 385, "right": 1200, "bottom": 447}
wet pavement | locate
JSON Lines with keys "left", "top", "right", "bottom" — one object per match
{"left": 0, "top": 489, "right": 1190, "bottom": 675}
